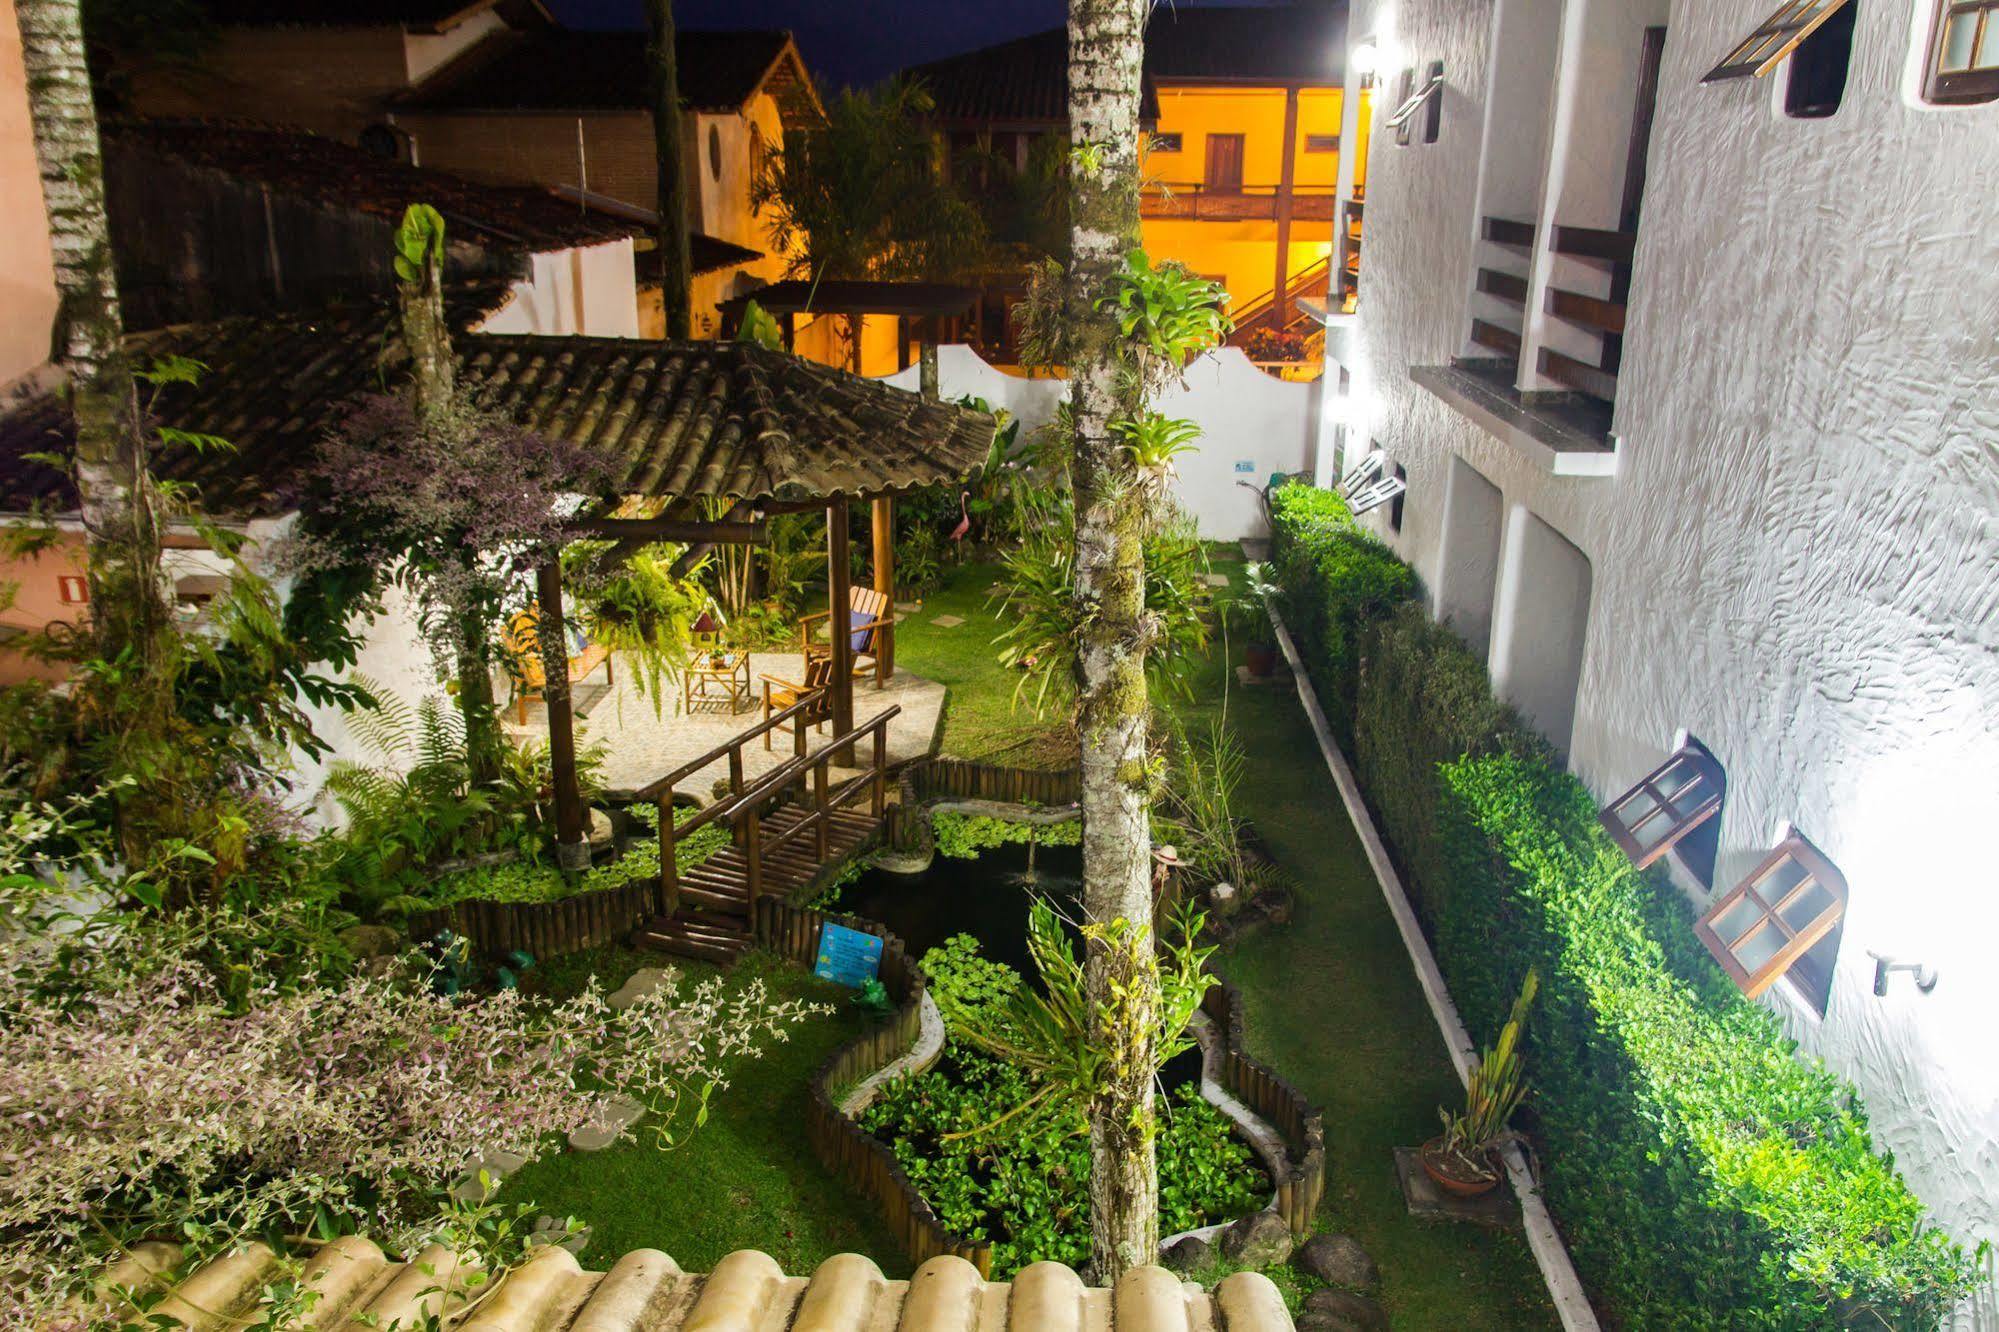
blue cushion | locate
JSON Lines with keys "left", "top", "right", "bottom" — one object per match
{"left": 849, "top": 610, "right": 876, "bottom": 654}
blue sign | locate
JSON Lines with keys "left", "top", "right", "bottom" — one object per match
{"left": 813, "top": 922, "right": 884, "bottom": 988}
{"left": 1234, "top": 460, "right": 1257, "bottom": 473}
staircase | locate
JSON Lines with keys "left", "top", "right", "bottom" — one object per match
{"left": 1228, "top": 257, "right": 1333, "bottom": 353}
{"left": 626, "top": 701, "right": 901, "bottom": 965}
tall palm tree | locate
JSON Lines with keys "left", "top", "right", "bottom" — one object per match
{"left": 1065, "top": 0, "right": 1159, "bottom": 1281}
{"left": 646, "top": 0, "right": 693, "bottom": 339}
{"left": 16, "top": 0, "right": 168, "bottom": 665}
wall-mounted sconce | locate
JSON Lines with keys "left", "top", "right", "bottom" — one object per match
{"left": 1868, "top": 951, "right": 1938, "bottom": 997}
{"left": 1352, "top": 41, "right": 1381, "bottom": 89}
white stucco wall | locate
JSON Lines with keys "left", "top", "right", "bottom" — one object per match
{"left": 0, "top": 0, "right": 58, "bottom": 390}
{"left": 877, "top": 345, "right": 1324, "bottom": 540}
{"left": 479, "top": 239, "right": 642, "bottom": 339}
{"left": 1341, "top": 0, "right": 1999, "bottom": 1311}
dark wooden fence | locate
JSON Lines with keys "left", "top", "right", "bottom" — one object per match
{"left": 1203, "top": 976, "right": 1328, "bottom": 1236}
{"left": 886, "top": 760, "right": 1082, "bottom": 852}
{"left": 405, "top": 874, "right": 656, "bottom": 961}
{"left": 753, "top": 897, "right": 996, "bottom": 1277}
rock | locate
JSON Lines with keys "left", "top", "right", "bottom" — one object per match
{"left": 1294, "top": 1233, "right": 1379, "bottom": 1292}
{"left": 1159, "top": 1235, "right": 1212, "bottom": 1273}
{"left": 568, "top": 1094, "right": 645, "bottom": 1151}
{"left": 607, "top": 967, "right": 672, "bottom": 1011}
{"left": 1263, "top": 889, "right": 1294, "bottom": 926}
{"left": 1209, "top": 881, "right": 1241, "bottom": 917}
{"left": 338, "top": 924, "right": 403, "bottom": 960}
{"left": 529, "top": 1215, "right": 591, "bottom": 1256}
{"left": 1218, "top": 1209, "right": 1293, "bottom": 1268}
{"left": 1301, "top": 1288, "right": 1388, "bottom": 1331}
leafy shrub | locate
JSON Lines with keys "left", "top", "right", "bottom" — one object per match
{"left": 860, "top": 1046, "right": 1268, "bottom": 1276}
{"left": 419, "top": 809, "right": 729, "bottom": 909}
{"left": 931, "top": 811, "right": 1081, "bottom": 860}
{"left": 1268, "top": 482, "right": 1983, "bottom": 1327}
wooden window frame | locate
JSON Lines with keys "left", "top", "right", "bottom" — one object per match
{"left": 1701, "top": 0, "right": 1857, "bottom": 81}
{"left": 1599, "top": 742, "right": 1725, "bottom": 869}
{"left": 1386, "top": 69, "right": 1443, "bottom": 135}
{"left": 1694, "top": 833, "right": 1848, "bottom": 1000}
{"left": 1151, "top": 131, "right": 1184, "bottom": 153}
{"left": 1926, "top": 0, "right": 1999, "bottom": 102}
{"left": 1304, "top": 133, "right": 1341, "bottom": 153}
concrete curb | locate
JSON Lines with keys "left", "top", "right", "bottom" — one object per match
{"left": 1269, "top": 605, "right": 1601, "bottom": 1331}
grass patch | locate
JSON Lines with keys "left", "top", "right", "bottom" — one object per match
{"left": 502, "top": 946, "right": 908, "bottom": 1274}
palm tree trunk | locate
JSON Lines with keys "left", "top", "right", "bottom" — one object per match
{"left": 646, "top": 0, "right": 693, "bottom": 340}
{"left": 17, "top": 0, "right": 168, "bottom": 663}
{"left": 1067, "top": 0, "right": 1157, "bottom": 1282}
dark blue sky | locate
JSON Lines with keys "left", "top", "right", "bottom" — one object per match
{"left": 545, "top": 1, "right": 1283, "bottom": 92}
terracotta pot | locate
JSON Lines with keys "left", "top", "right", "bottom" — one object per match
{"left": 1419, "top": 1135, "right": 1502, "bottom": 1198}
{"left": 1244, "top": 641, "right": 1278, "bottom": 677}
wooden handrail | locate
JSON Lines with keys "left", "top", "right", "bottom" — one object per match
{"left": 630, "top": 694, "right": 818, "bottom": 801}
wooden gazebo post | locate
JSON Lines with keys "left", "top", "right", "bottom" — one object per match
{"left": 826, "top": 492, "right": 855, "bottom": 761}
{"left": 537, "top": 556, "right": 590, "bottom": 871}
{"left": 871, "top": 495, "right": 894, "bottom": 682}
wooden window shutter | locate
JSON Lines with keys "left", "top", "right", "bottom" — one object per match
{"left": 1702, "top": 0, "right": 1858, "bottom": 81}
{"left": 1694, "top": 833, "right": 1848, "bottom": 999}
{"left": 1599, "top": 742, "right": 1725, "bottom": 869}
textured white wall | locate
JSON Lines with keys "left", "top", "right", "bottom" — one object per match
{"left": 1343, "top": 0, "right": 1999, "bottom": 1315}
{"left": 480, "top": 239, "right": 641, "bottom": 339}
{"left": 877, "top": 345, "right": 1323, "bottom": 540}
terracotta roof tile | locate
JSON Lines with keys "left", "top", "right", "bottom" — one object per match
{"left": 0, "top": 305, "right": 994, "bottom": 518}
{"left": 89, "top": 1238, "right": 1297, "bottom": 1330}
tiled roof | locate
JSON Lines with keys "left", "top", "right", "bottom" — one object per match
{"left": 95, "top": 1237, "right": 1296, "bottom": 1330}
{"left": 107, "top": 120, "right": 644, "bottom": 253}
{"left": 0, "top": 304, "right": 994, "bottom": 518}
{"left": 400, "top": 28, "right": 821, "bottom": 124}
{"left": 640, "top": 235, "right": 765, "bottom": 281}
{"left": 906, "top": 6, "right": 1345, "bottom": 125}
{"left": 717, "top": 280, "right": 979, "bottom": 319}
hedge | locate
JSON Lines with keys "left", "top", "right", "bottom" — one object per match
{"left": 1268, "top": 482, "right": 1982, "bottom": 1328}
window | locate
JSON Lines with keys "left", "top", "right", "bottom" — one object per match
{"left": 1151, "top": 131, "right": 1184, "bottom": 152}
{"left": 1338, "top": 448, "right": 1407, "bottom": 516}
{"left": 1701, "top": 0, "right": 1855, "bottom": 82}
{"left": 1785, "top": 0, "right": 1856, "bottom": 115}
{"left": 1204, "top": 133, "right": 1246, "bottom": 192}
{"left": 708, "top": 125, "right": 723, "bottom": 180}
{"left": 1304, "top": 134, "right": 1340, "bottom": 152}
{"left": 1694, "top": 832, "right": 1847, "bottom": 1002}
{"left": 1422, "top": 61, "right": 1445, "bottom": 143}
{"left": 1599, "top": 740, "right": 1725, "bottom": 871}
{"left": 1389, "top": 462, "right": 1409, "bottom": 532}
{"left": 1927, "top": 0, "right": 1999, "bottom": 102}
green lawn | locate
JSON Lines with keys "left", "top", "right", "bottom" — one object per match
{"left": 502, "top": 947, "right": 908, "bottom": 1275}
{"left": 499, "top": 556, "right": 1555, "bottom": 1324}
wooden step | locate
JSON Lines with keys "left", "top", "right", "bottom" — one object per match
{"left": 636, "top": 915, "right": 749, "bottom": 965}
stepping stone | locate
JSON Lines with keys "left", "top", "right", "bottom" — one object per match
{"left": 895, "top": 601, "right": 923, "bottom": 614}
{"left": 929, "top": 614, "right": 965, "bottom": 628}
{"left": 1202, "top": 573, "right": 1232, "bottom": 587}
{"left": 529, "top": 1215, "right": 592, "bottom": 1256}
{"left": 568, "top": 1094, "right": 645, "bottom": 1151}
{"left": 450, "top": 1148, "right": 531, "bottom": 1201}
{"left": 608, "top": 966, "right": 672, "bottom": 1011}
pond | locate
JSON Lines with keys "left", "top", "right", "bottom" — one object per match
{"left": 841, "top": 835, "right": 1083, "bottom": 976}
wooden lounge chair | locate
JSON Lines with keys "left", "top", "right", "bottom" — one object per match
{"left": 799, "top": 585, "right": 893, "bottom": 683}
{"left": 506, "top": 608, "right": 613, "bottom": 724}
{"left": 761, "top": 657, "right": 835, "bottom": 750}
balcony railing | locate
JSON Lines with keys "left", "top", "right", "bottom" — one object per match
{"left": 1469, "top": 215, "right": 1634, "bottom": 404}
{"left": 1141, "top": 182, "right": 1339, "bottom": 222}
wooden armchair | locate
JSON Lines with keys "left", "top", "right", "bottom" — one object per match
{"left": 799, "top": 585, "right": 894, "bottom": 683}
{"left": 761, "top": 657, "right": 835, "bottom": 750}
{"left": 506, "top": 608, "right": 613, "bottom": 724}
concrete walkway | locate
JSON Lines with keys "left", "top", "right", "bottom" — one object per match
{"left": 508, "top": 650, "right": 945, "bottom": 797}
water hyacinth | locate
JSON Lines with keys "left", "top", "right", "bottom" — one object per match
{"left": 0, "top": 929, "right": 824, "bottom": 1326}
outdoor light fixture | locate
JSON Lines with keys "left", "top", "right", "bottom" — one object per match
{"left": 1868, "top": 951, "right": 1938, "bottom": 997}
{"left": 1352, "top": 40, "right": 1381, "bottom": 87}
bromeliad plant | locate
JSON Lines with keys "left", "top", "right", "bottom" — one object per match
{"left": 1096, "top": 250, "right": 1232, "bottom": 386}
{"left": 1109, "top": 411, "right": 1201, "bottom": 501}
{"left": 1427, "top": 968, "right": 1538, "bottom": 1191}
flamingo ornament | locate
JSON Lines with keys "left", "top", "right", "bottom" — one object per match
{"left": 948, "top": 490, "right": 971, "bottom": 542}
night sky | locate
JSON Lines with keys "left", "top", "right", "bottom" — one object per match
{"left": 544, "top": 0, "right": 1288, "bottom": 92}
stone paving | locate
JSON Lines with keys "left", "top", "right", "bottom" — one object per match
{"left": 507, "top": 650, "right": 945, "bottom": 796}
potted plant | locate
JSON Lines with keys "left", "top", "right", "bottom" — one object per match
{"left": 1421, "top": 969, "right": 1538, "bottom": 1197}
{"left": 1229, "top": 562, "right": 1282, "bottom": 677}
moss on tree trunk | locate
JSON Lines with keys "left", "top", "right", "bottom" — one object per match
{"left": 647, "top": 0, "right": 693, "bottom": 340}
{"left": 1067, "top": 0, "right": 1159, "bottom": 1282}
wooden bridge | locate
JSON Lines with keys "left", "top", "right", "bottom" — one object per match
{"left": 630, "top": 698, "right": 901, "bottom": 964}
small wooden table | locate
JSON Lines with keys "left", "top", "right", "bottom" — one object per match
{"left": 683, "top": 650, "right": 751, "bottom": 713}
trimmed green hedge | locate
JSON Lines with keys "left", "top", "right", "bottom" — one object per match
{"left": 1268, "top": 483, "right": 1982, "bottom": 1328}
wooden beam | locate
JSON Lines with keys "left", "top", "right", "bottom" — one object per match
{"left": 826, "top": 494, "right": 855, "bottom": 763}
{"left": 1272, "top": 85, "right": 1300, "bottom": 327}
{"left": 571, "top": 517, "right": 767, "bottom": 544}
{"left": 537, "top": 559, "right": 590, "bottom": 872}
{"left": 871, "top": 495, "right": 895, "bottom": 683}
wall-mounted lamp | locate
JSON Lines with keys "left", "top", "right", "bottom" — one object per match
{"left": 1868, "top": 951, "right": 1938, "bottom": 997}
{"left": 1352, "top": 41, "right": 1381, "bottom": 88}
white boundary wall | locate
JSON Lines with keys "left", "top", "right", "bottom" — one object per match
{"left": 877, "top": 345, "right": 1326, "bottom": 541}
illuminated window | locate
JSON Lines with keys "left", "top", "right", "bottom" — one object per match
{"left": 1304, "top": 134, "right": 1340, "bottom": 152}
{"left": 1926, "top": 0, "right": 1999, "bottom": 102}
{"left": 1599, "top": 741, "right": 1725, "bottom": 871}
{"left": 1701, "top": 0, "right": 1856, "bottom": 82}
{"left": 1151, "top": 132, "right": 1184, "bottom": 152}
{"left": 1694, "top": 833, "right": 1847, "bottom": 1001}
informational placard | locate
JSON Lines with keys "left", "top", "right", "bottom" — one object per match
{"left": 1234, "top": 459, "right": 1257, "bottom": 473}
{"left": 813, "top": 922, "right": 884, "bottom": 988}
